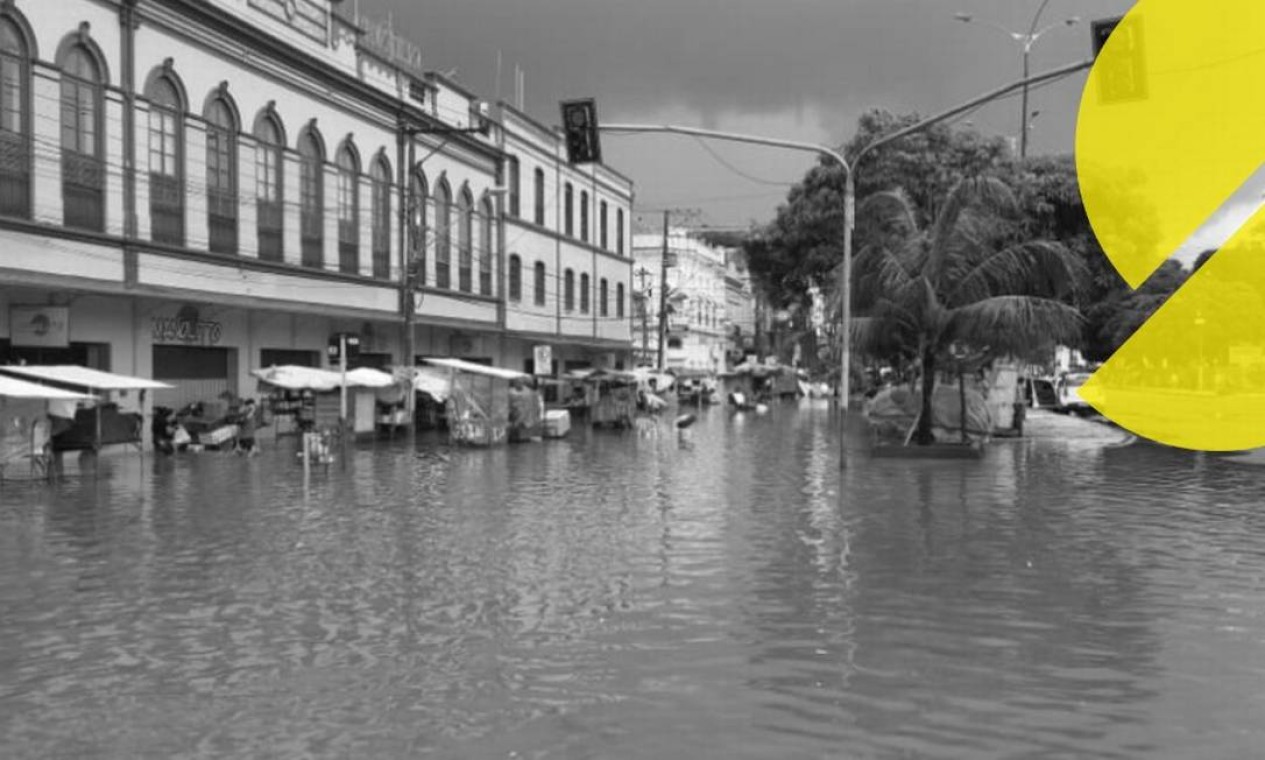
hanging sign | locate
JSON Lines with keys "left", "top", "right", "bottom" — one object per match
{"left": 10, "top": 306, "right": 70, "bottom": 348}
{"left": 533, "top": 345, "right": 553, "bottom": 376}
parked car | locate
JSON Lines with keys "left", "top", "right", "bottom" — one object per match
{"left": 1059, "top": 372, "right": 1094, "bottom": 415}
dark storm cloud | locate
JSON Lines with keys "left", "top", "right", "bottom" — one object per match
{"left": 360, "top": 0, "right": 1137, "bottom": 224}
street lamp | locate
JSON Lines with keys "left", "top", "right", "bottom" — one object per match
{"left": 955, "top": 1, "right": 1080, "bottom": 158}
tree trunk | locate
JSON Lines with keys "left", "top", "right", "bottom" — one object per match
{"left": 914, "top": 348, "right": 937, "bottom": 445}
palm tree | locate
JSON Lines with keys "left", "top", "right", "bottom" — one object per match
{"left": 841, "top": 175, "right": 1085, "bottom": 444}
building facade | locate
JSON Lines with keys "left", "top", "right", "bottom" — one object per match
{"left": 631, "top": 228, "right": 729, "bottom": 372}
{"left": 0, "top": 0, "right": 633, "bottom": 425}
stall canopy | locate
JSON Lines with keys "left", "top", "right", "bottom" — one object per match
{"left": 0, "top": 365, "right": 172, "bottom": 391}
{"left": 409, "top": 366, "right": 453, "bottom": 402}
{"left": 0, "top": 374, "right": 96, "bottom": 400}
{"left": 251, "top": 365, "right": 397, "bottom": 392}
{"left": 422, "top": 357, "right": 530, "bottom": 381}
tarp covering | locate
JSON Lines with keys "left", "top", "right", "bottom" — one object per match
{"left": 252, "top": 365, "right": 397, "bottom": 392}
{"left": 345, "top": 367, "right": 397, "bottom": 389}
{"left": 0, "top": 375, "right": 95, "bottom": 400}
{"left": 423, "top": 357, "right": 530, "bottom": 381}
{"left": 410, "top": 366, "right": 452, "bottom": 402}
{"left": 0, "top": 365, "right": 171, "bottom": 391}
{"left": 864, "top": 383, "right": 996, "bottom": 442}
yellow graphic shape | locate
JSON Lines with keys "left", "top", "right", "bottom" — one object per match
{"left": 1077, "top": 0, "right": 1265, "bottom": 451}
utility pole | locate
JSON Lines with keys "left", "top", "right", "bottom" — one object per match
{"left": 636, "top": 267, "right": 652, "bottom": 365}
{"left": 656, "top": 210, "right": 670, "bottom": 371}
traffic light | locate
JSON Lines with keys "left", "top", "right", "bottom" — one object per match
{"left": 1091, "top": 15, "right": 1147, "bottom": 104}
{"left": 560, "top": 98, "right": 601, "bottom": 164}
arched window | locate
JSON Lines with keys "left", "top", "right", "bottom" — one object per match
{"left": 336, "top": 142, "right": 359, "bottom": 275}
{"left": 147, "top": 73, "right": 184, "bottom": 245}
{"left": 533, "top": 168, "right": 545, "bottom": 225}
{"left": 298, "top": 127, "right": 324, "bottom": 268}
{"left": 60, "top": 45, "right": 104, "bottom": 231}
{"left": 564, "top": 268, "right": 575, "bottom": 311}
{"left": 580, "top": 190, "right": 588, "bottom": 242}
{"left": 580, "top": 272, "right": 590, "bottom": 314}
{"left": 457, "top": 187, "right": 472, "bottom": 292}
{"left": 408, "top": 170, "right": 427, "bottom": 286}
{"left": 564, "top": 182, "right": 573, "bottom": 237}
{"left": 508, "top": 254, "right": 522, "bottom": 301}
{"left": 370, "top": 156, "right": 391, "bottom": 279}
{"left": 507, "top": 157, "right": 519, "bottom": 218}
{"left": 479, "top": 195, "right": 493, "bottom": 296}
{"left": 435, "top": 180, "right": 451, "bottom": 289}
{"left": 617, "top": 208, "right": 625, "bottom": 255}
{"left": 254, "top": 112, "right": 284, "bottom": 261}
{"left": 600, "top": 201, "right": 608, "bottom": 250}
{"left": 205, "top": 95, "right": 237, "bottom": 254}
{"left": 0, "top": 15, "right": 32, "bottom": 218}
{"left": 533, "top": 261, "right": 546, "bottom": 306}
{"left": 600, "top": 278, "right": 609, "bottom": 317}
{"left": 616, "top": 282, "right": 625, "bottom": 319}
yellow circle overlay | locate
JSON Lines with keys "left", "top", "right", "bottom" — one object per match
{"left": 1077, "top": 0, "right": 1265, "bottom": 451}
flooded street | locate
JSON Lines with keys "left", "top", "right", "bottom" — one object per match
{"left": 3, "top": 404, "right": 1265, "bottom": 758}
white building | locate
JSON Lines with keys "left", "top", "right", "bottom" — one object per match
{"left": 0, "top": 0, "right": 633, "bottom": 430}
{"left": 631, "top": 228, "right": 728, "bottom": 372}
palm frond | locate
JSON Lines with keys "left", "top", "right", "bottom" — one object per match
{"left": 926, "top": 176, "right": 1017, "bottom": 282}
{"left": 857, "top": 190, "right": 919, "bottom": 239}
{"left": 946, "top": 240, "right": 1086, "bottom": 307}
{"left": 945, "top": 296, "right": 1084, "bottom": 354}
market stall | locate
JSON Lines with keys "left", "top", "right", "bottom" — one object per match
{"left": 251, "top": 364, "right": 399, "bottom": 437}
{"left": 0, "top": 365, "right": 171, "bottom": 453}
{"left": 0, "top": 375, "right": 94, "bottom": 482}
{"left": 422, "top": 358, "right": 530, "bottom": 447}
{"left": 565, "top": 368, "right": 640, "bottom": 428}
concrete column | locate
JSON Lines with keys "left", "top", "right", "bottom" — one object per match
{"left": 133, "top": 100, "right": 151, "bottom": 242}
{"left": 282, "top": 151, "right": 301, "bottom": 265}
{"left": 104, "top": 90, "right": 127, "bottom": 237}
{"left": 30, "top": 65, "right": 62, "bottom": 226}
{"left": 185, "top": 119, "right": 208, "bottom": 251}
{"left": 238, "top": 135, "right": 258, "bottom": 258}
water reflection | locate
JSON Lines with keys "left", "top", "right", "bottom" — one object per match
{"left": 2, "top": 407, "right": 1264, "bottom": 757}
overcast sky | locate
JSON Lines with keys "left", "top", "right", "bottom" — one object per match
{"left": 361, "top": 0, "right": 1137, "bottom": 232}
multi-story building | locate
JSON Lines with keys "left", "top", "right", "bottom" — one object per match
{"left": 0, "top": 0, "right": 633, "bottom": 422}
{"left": 724, "top": 247, "right": 756, "bottom": 363}
{"left": 631, "top": 228, "right": 728, "bottom": 372}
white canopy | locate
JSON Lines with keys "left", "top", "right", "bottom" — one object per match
{"left": 252, "top": 365, "right": 403, "bottom": 392}
{"left": 423, "top": 357, "right": 530, "bottom": 381}
{"left": 345, "top": 367, "right": 397, "bottom": 389}
{"left": 0, "top": 374, "right": 95, "bottom": 400}
{"left": 0, "top": 364, "right": 172, "bottom": 391}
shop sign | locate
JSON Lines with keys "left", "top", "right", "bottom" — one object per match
{"left": 152, "top": 306, "right": 222, "bottom": 346}
{"left": 533, "top": 345, "right": 553, "bottom": 376}
{"left": 10, "top": 305, "right": 70, "bottom": 348}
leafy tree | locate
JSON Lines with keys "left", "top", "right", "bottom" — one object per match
{"left": 743, "top": 109, "right": 1010, "bottom": 308}
{"left": 848, "top": 176, "right": 1085, "bottom": 444}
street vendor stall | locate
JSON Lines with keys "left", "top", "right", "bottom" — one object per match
{"left": 0, "top": 375, "right": 94, "bottom": 482}
{"left": 422, "top": 358, "right": 530, "bottom": 446}
{"left": 251, "top": 364, "right": 398, "bottom": 438}
{"left": 0, "top": 365, "right": 171, "bottom": 454}
{"left": 566, "top": 368, "right": 640, "bottom": 428}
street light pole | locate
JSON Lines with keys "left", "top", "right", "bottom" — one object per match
{"left": 955, "top": 0, "right": 1079, "bottom": 158}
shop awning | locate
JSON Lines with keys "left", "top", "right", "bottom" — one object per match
{"left": 423, "top": 357, "right": 530, "bottom": 381}
{"left": 0, "top": 364, "right": 172, "bottom": 391}
{"left": 0, "top": 374, "right": 95, "bottom": 400}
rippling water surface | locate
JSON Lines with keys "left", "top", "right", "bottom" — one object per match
{"left": 3, "top": 405, "right": 1265, "bottom": 758}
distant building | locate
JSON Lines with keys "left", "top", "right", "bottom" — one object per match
{"left": 724, "top": 248, "right": 757, "bottom": 364}
{"left": 631, "top": 229, "right": 728, "bottom": 372}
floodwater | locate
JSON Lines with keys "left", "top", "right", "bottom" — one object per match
{"left": 3, "top": 404, "right": 1265, "bottom": 759}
